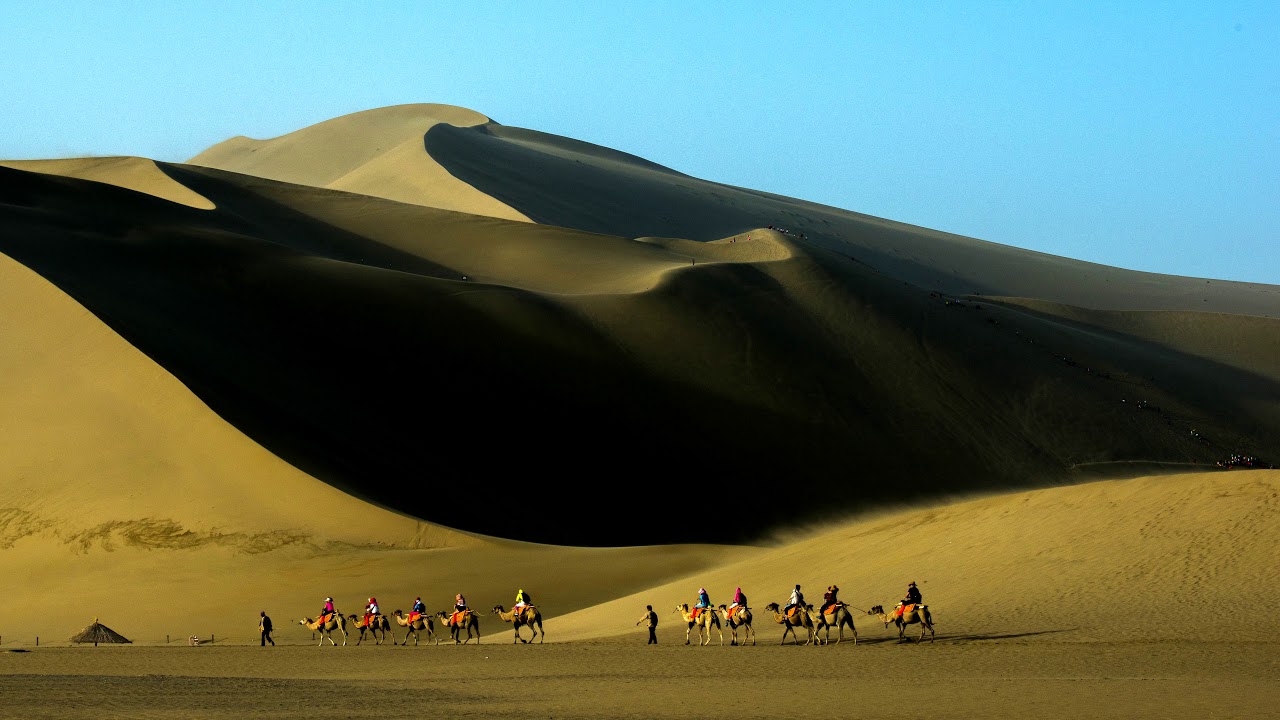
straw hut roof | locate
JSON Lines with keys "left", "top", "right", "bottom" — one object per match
{"left": 69, "top": 618, "right": 132, "bottom": 645}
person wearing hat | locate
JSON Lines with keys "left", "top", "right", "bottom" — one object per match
{"left": 895, "top": 581, "right": 923, "bottom": 618}
{"left": 363, "top": 597, "right": 380, "bottom": 628}
{"left": 514, "top": 588, "right": 532, "bottom": 613}
{"left": 819, "top": 584, "right": 840, "bottom": 615}
{"left": 320, "top": 596, "right": 336, "bottom": 623}
{"left": 692, "top": 587, "right": 711, "bottom": 620}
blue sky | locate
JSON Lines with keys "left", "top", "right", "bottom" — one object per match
{"left": 3, "top": 2, "right": 1277, "bottom": 284}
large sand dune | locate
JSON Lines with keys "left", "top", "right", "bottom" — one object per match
{"left": 1, "top": 102, "right": 1277, "bottom": 717}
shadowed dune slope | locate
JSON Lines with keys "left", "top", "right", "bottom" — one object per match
{"left": 1, "top": 160, "right": 1277, "bottom": 545}
{"left": 0, "top": 157, "right": 214, "bottom": 209}
{"left": 187, "top": 103, "right": 529, "bottom": 221}
{"left": 424, "top": 122, "right": 1279, "bottom": 316}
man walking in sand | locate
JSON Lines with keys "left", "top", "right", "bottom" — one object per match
{"left": 259, "top": 611, "right": 274, "bottom": 646}
{"left": 636, "top": 604, "right": 658, "bottom": 644}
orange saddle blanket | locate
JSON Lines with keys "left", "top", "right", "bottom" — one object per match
{"left": 408, "top": 612, "right": 422, "bottom": 624}
{"left": 727, "top": 606, "right": 743, "bottom": 620}
{"left": 450, "top": 610, "right": 470, "bottom": 626}
{"left": 895, "top": 603, "right": 916, "bottom": 617}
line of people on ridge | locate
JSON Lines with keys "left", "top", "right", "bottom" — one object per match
{"left": 688, "top": 581, "right": 922, "bottom": 620}
{"left": 316, "top": 588, "right": 534, "bottom": 628}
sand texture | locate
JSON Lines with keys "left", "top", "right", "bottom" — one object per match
{"left": 1, "top": 103, "right": 1278, "bottom": 718}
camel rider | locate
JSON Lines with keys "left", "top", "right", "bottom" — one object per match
{"left": 728, "top": 586, "right": 746, "bottom": 619}
{"left": 411, "top": 596, "right": 426, "bottom": 616}
{"left": 364, "top": 597, "right": 380, "bottom": 627}
{"left": 820, "top": 585, "right": 840, "bottom": 615}
{"left": 693, "top": 587, "right": 711, "bottom": 619}
{"left": 784, "top": 584, "right": 805, "bottom": 616}
{"left": 514, "top": 588, "right": 531, "bottom": 612}
{"left": 451, "top": 593, "right": 468, "bottom": 627}
{"left": 320, "top": 597, "right": 335, "bottom": 622}
{"left": 895, "top": 581, "right": 922, "bottom": 618}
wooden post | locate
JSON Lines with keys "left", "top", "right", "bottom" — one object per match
{"left": 211, "top": 633, "right": 214, "bottom": 644}
{"left": 35, "top": 636, "right": 38, "bottom": 647}
{"left": 166, "top": 635, "right": 170, "bottom": 644}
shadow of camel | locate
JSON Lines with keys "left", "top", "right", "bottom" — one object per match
{"left": 936, "top": 629, "right": 1075, "bottom": 643}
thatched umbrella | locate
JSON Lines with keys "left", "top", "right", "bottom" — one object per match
{"left": 69, "top": 618, "right": 131, "bottom": 646}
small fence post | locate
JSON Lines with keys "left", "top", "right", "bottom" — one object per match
{"left": 166, "top": 635, "right": 170, "bottom": 644}
{"left": 36, "top": 636, "right": 39, "bottom": 647}
{"left": 211, "top": 633, "right": 214, "bottom": 644}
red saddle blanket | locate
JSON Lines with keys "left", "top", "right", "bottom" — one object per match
{"left": 895, "top": 603, "right": 916, "bottom": 617}
{"left": 317, "top": 613, "right": 333, "bottom": 625}
{"left": 690, "top": 607, "right": 705, "bottom": 620}
{"left": 727, "top": 606, "right": 743, "bottom": 620}
{"left": 450, "top": 610, "right": 471, "bottom": 626}
{"left": 408, "top": 612, "right": 422, "bottom": 624}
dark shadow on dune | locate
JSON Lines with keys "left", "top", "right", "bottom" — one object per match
{"left": 938, "top": 629, "right": 1076, "bottom": 643}
{"left": 2, "top": 164, "right": 1279, "bottom": 546}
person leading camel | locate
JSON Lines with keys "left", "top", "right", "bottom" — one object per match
{"left": 635, "top": 604, "right": 658, "bottom": 644}
{"left": 895, "top": 581, "right": 922, "bottom": 618}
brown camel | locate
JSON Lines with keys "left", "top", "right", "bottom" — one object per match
{"left": 298, "top": 614, "right": 348, "bottom": 647}
{"left": 806, "top": 603, "right": 858, "bottom": 645}
{"left": 347, "top": 613, "right": 392, "bottom": 645}
{"left": 392, "top": 610, "right": 438, "bottom": 646}
{"left": 435, "top": 610, "right": 481, "bottom": 645}
{"left": 868, "top": 604, "right": 935, "bottom": 643}
{"left": 492, "top": 605, "right": 544, "bottom": 644}
{"left": 715, "top": 604, "right": 756, "bottom": 646}
{"left": 674, "top": 603, "right": 723, "bottom": 646}
{"left": 762, "top": 602, "right": 815, "bottom": 646}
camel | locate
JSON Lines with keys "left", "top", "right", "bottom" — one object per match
{"left": 347, "top": 613, "right": 392, "bottom": 645}
{"left": 715, "top": 604, "right": 756, "bottom": 646}
{"left": 762, "top": 602, "right": 815, "bottom": 646}
{"left": 805, "top": 603, "right": 857, "bottom": 645}
{"left": 392, "top": 609, "right": 438, "bottom": 646}
{"left": 492, "top": 605, "right": 544, "bottom": 644}
{"left": 435, "top": 609, "right": 481, "bottom": 645}
{"left": 868, "top": 604, "right": 935, "bottom": 643}
{"left": 674, "top": 603, "right": 723, "bottom": 646}
{"left": 298, "top": 614, "right": 348, "bottom": 647}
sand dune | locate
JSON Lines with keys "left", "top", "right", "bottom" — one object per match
{"left": 1, "top": 102, "right": 1277, "bottom": 716}
{"left": 188, "top": 103, "right": 529, "bottom": 221}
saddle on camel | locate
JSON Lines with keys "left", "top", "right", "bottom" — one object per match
{"left": 449, "top": 609, "right": 472, "bottom": 627}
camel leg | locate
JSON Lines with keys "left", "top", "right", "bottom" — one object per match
{"left": 535, "top": 622, "right": 544, "bottom": 644}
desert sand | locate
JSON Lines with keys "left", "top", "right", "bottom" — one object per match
{"left": 1, "top": 104, "right": 1277, "bottom": 717}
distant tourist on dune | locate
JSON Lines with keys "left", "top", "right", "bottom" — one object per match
{"left": 636, "top": 604, "right": 658, "bottom": 644}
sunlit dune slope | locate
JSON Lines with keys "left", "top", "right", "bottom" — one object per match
{"left": 1, "top": 162, "right": 1276, "bottom": 546}
{"left": 187, "top": 103, "right": 529, "bottom": 221}
{"left": 553, "top": 470, "right": 1280, "bottom": 644}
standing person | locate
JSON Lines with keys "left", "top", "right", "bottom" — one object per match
{"left": 636, "top": 604, "right": 658, "bottom": 644}
{"left": 259, "top": 611, "right": 274, "bottom": 646}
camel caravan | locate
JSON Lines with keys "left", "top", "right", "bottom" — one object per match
{"left": 291, "top": 582, "right": 931, "bottom": 648}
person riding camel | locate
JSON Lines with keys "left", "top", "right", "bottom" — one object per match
{"left": 728, "top": 586, "right": 747, "bottom": 618}
{"left": 320, "top": 597, "right": 335, "bottom": 623}
{"left": 411, "top": 596, "right": 426, "bottom": 620}
{"left": 514, "top": 588, "right": 532, "bottom": 613}
{"left": 895, "top": 581, "right": 922, "bottom": 618}
{"left": 820, "top": 584, "right": 840, "bottom": 615}
{"left": 784, "top": 584, "right": 805, "bottom": 617}
{"left": 363, "top": 597, "right": 380, "bottom": 628}
{"left": 693, "top": 587, "right": 711, "bottom": 619}
{"left": 451, "top": 593, "right": 468, "bottom": 626}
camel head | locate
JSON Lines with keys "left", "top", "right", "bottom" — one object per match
{"left": 763, "top": 602, "right": 780, "bottom": 613}
{"left": 674, "top": 603, "right": 689, "bottom": 614}
{"left": 393, "top": 610, "right": 403, "bottom": 617}
{"left": 492, "top": 605, "right": 506, "bottom": 613}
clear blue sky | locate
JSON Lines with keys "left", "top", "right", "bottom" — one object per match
{"left": 3, "top": 2, "right": 1277, "bottom": 284}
